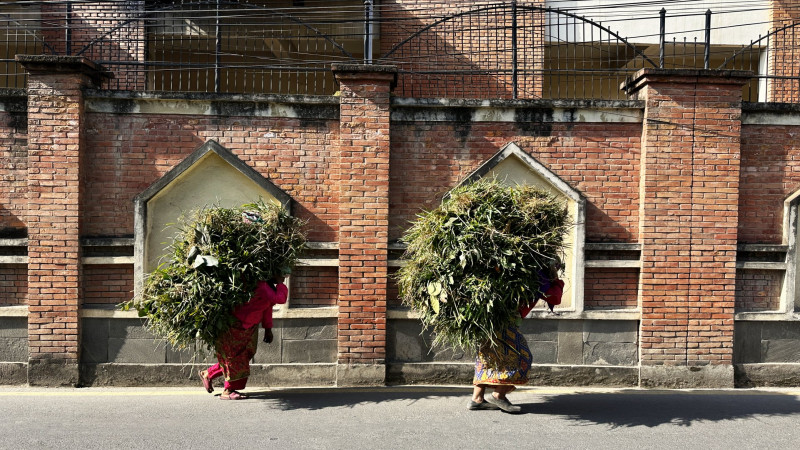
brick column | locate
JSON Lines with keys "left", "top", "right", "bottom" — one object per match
{"left": 623, "top": 69, "right": 750, "bottom": 388}
{"left": 18, "top": 56, "right": 109, "bottom": 386}
{"left": 332, "top": 64, "right": 396, "bottom": 386}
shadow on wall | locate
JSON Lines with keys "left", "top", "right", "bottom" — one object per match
{"left": 585, "top": 202, "right": 634, "bottom": 242}
{"left": 0, "top": 205, "right": 25, "bottom": 238}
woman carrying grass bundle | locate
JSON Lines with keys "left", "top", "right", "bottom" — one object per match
{"left": 396, "top": 178, "right": 571, "bottom": 414}
{"left": 122, "top": 200, "right": 306, "bottom": 400}
{"left": 471, "top": 263, "right": 564, "bottom": 413}
{"left": 199, "top": 271, "right": 289, "bottom": 400}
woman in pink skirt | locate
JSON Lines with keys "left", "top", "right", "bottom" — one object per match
{"left": 198, "top": 274, "right": 288, "bottom": 400}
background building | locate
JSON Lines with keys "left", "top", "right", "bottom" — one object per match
{"left": 1, "top": 0, "right": 800, "bottom": 388}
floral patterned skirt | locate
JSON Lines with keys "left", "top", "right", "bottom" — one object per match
{"left": 214, "top": 322, "right": 258, "bottom": 383}
{"left": 473, "top": 325, "right": 532, "bottom": 386}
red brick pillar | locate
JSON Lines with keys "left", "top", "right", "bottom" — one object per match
{"left": 332, "top": 64, "right": 396, "bottom": 386}
{"left": 623, "top": 69, "right": 750, "bottom": 388}
{"left": 18, "top": 56, "right": 109, "bottom": 386}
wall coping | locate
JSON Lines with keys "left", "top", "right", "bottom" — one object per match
{"left": 6, "top": 304, "right": 799, "bottom": 322}
{"left": 621, "top": 68, "right": 753, "bottom": 95}
{"left": 387, "top": 307, "right": 641, "bottom": 321}
{"left": 85, "top": 90, "right": 340, "bottom": 118}
{"left": 392, "top": 97, "right": 643, "bottom": 109}
{"left": 16, "top": 55, "right": 112, "bottom": 86}
{"left": 85, "top": 89, "right": 340, "bottom": 105}
{"left": 390, "top": 101, "right": 644, "bottom": 124}
{"left": 80, "top": 305, "right": 339, "bottom": 319}
{"left": 331, "top": 63, "right": 398, "bottom": 75}
{"left": 0, "top": 305, "right": 27, "bottom": 317}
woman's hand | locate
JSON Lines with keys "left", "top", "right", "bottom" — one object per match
{"left": 263, "top": 328, "right": 274, "bottom": 344}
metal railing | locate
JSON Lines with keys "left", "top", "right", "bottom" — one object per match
{"left": 0, "top": 1, "right": 797, "bottom": 102}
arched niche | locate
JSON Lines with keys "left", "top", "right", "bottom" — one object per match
{"left": 456, "top": 142, "right": 586, "bottom": 312}
{"left": 133, "top": 140, "right": 291, "bottom": 295}
{"left": 781, "top": 189, "right": 800, "bottom": 314}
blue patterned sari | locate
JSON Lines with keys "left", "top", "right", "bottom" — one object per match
{"left": 473, "top": 325, "right": 532, "bottom": 386}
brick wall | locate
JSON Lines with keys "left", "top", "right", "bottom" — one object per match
{"left": 0, "top": 264, "right": 27, "bottom": 305}
{"left": 289, "top": 266, "right": 338, "bottom": 307}
{"left": 739, "top": 124, "right": 800, "bottom": 244}
{"left": 0, "top": 106, "right": 28, "bottom": 234}
{"left": 584, "top": 268, "right": 639, "bottom": 310}
{"left": 8, "top": 59, "right": 800, "bottom": 386}
{"left": 389, "top": 120, "right": 641, "bottom": 243}
{"left": 82, "top": 265, "right": 134, "bottom": 305}
{"left": 83, "top": 113, "right": 340, "bottom": 242}
{"left": 735, "top": 269, "right": 783, "bottom": 312}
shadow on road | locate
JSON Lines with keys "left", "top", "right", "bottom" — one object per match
{"left": 527, "top": 390, "right": 800, "bottom": 428}
{"left": 243, "top": 386, "right": 473, "bottom": 410}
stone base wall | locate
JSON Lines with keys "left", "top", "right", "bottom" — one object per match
{"left": 81, "top": 318, "right": 338, "bottom": 366}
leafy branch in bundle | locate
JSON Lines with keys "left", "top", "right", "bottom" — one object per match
{"left": 396, "top": 177, "right": 571, "bottom": 352}
{"left": 121, "top": 200, "right": 306, "bottom": 353}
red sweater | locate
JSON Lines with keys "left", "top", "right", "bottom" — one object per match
{"left": 519, "top": 279, "right": 564, "bottom": 317}
{"left": 232, "top": 281, "right": 288, "bottom": 329}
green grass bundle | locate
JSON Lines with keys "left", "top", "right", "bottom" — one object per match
{"left": 396, "top": 178, "right": 570, "bottom": 352}
{"left": 122, "top": 200, "right": 306, "bottom": 351}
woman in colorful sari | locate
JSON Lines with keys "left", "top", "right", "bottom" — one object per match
{"left": 198, "top": 273, "right": 288, "bottom": 400}
{"left": 469, "top": 267, "right": 564, "bottom": 413}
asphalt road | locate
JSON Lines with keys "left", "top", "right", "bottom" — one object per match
{"left": 3, "top": 385, "right": 800, "bottom": 449}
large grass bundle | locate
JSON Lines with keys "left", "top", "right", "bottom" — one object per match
{"left": 122, "top": 200, "right": 306, "bottom": 351}
{"left": 396, "top": 178, "right": 570, "bottom": 352}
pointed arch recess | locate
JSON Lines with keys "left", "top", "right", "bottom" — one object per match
{"left": 133, "top": 140, "right": 292, "bottom": 295}
{"left": 457, "top": 142, "right": 586, "bottom": 313}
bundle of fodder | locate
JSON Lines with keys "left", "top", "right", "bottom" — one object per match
{"left": 122, "top": 200, "right": 306, "bottom": 351}
{"left": 396, "top": 177, "right": 570, "bottom": 352}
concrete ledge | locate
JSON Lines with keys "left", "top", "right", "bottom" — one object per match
{"left": 387, "top": 363, "right": 473, "bottom": 385}
{"left": 0, "top": 306, "right": 28, "bottom": 317}
{"left": 336, "top": 363, "right": 386, "bottom": 387}
{"left": 80, "top": 363, "right": 337, "bottom": 387}
{"left": 388, "top": 309, "right": 641, "bottom": 320}
{"left": 250, "top": 364, "right": 336, "bottom": 387}
{"left": 0, "top": 362, "right": 27, "bottom": 385}
{"left": 81, "top": 363, "right": 205, "bottom": 387}
{"left": 391, "top": 104, "right": 643, "bottom": 124}
{"left": 28, "top": 360, "right": 80, "bottom": 387}
{"left": 735, "top": 363, "right": 800, "bottom": 387}
{"left": 387, "top": 363, "right": 639, "bottom": 387}
{"left": 81, "top": 306, "right": 339, "bottom": 319}
{"left": 530, "top": 365, "right": 639, "bottom": 387}
{"left": 640, "top": 365, "right": 734, "bottom": 389}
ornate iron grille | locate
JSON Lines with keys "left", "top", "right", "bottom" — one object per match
{"left": 378, "top": 3, "right": 658, "bottom": 100}
{"left": 0, "top": 0, "right": 365, "bottom": 95}
{"left": 0, "top": 1, "right": 797, "bottom": 102}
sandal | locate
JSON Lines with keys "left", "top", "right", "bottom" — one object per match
{"left": 486, "top": 395, "right": 522, "bottom": 414}
{"left": 468, "top": 400, "right": 500, "bottom": 411}
{"left": 198, "top": 370, "right": 213, "bottom": 393}
{"left": 220, "top": 391, "right": 247, "bottom": 400}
